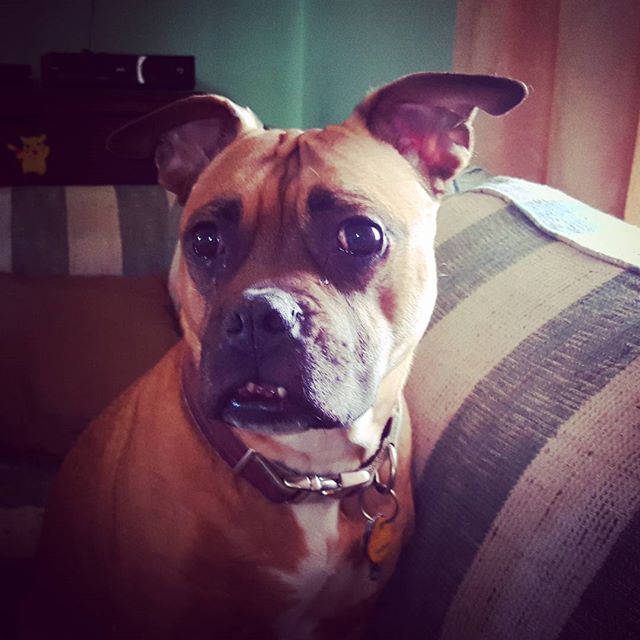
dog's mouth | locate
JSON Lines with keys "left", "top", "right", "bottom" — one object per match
{"left": 220, "top": 381, "right": 334, "bottom": 433}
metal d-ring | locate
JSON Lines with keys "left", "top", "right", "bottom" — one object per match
{"left": 359, "top": 486, "right": 400, "bottom": 524}
{"left": 373, "top": 442, "right": 398, "bottom": 494}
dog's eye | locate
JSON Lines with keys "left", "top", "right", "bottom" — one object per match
{"left": 337, "top": 218, "right": 384, "bottom": 256}
{"left": 192, "top": 223, "right": 220, "bottom": 260}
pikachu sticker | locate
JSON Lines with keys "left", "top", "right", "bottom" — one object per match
{"left": 7, "top": 134, "right": 51, "bottom": 175}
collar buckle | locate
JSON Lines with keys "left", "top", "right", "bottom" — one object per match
{"left": 282, "top": 466, "right": 378, "bottom": 497}
{"left": 281, "top": 443, "right": 398, "bottom": 499}
{"left": 282, "top": 473, "right": 344, "bottom": 496}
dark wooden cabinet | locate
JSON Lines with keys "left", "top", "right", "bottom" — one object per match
{"left": 0, "top": 87, "right": 199, "bottom": 186}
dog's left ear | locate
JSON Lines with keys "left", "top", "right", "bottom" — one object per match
{"left": 348, "top": 73, "right": 528, "bottom": 195}
{"left": 108, "top": 95, "right": 262, "bottom": 204}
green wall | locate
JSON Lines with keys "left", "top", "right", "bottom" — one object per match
{"left": 303, "top": 0, "right": 456, "bottom": 127}
{"left": 0, "top": 0, "right": 456, "bottom": 128}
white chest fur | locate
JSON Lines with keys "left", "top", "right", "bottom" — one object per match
{"left": 272, "top": 499, "right": 376, "bottom": 640}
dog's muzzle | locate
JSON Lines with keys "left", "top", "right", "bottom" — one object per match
{"left": 212, "top": 288, "right": 329, "bottom": 432}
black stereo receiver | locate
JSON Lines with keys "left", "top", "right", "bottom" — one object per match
{"left": 41, "top": 51, "right": 195, "bottom": 89}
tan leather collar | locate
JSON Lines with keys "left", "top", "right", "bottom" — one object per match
{"left": 182, "top": 387, "right": 401, "bottom": 504}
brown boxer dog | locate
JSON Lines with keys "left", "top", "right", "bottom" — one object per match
{"left": 24, "top": 73, "right": 526, "bottom": 639}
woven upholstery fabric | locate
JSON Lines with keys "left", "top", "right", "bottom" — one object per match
{"left": 370, "top": 191, "right": 640, "bottom": 639}
{"left": 0, "top": 185, "right": 182, "bottom": 276}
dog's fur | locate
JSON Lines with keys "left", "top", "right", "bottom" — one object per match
{"left": 23, "top": 73, "right": 526, "bottom": 640}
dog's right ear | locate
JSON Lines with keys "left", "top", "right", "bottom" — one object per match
{"left": 347, "top": 73, "right": 527, "bottom": 196}
{"left": 107, "top": 96, "right": 263, "bottom": 205}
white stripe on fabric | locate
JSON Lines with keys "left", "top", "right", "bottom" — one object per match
{"left": 66, "top": 186, "right": 122, "bottom": 275}
{"left": 436, "top": 191, "right": 505, "bottom": 246}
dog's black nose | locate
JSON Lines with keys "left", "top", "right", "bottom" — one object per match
{"left": 224, "top": 289, "right": 303, "bottom": 351}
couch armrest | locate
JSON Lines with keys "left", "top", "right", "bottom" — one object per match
{"left": 371, "top": 187, "right": 640, "bottom": 639}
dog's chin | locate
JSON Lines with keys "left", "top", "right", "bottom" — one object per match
{"left": 220, "top": 399, "right": 327, "bottom": 434}
{"left": 214, "top": 383, "right": 342, "bottom": 435}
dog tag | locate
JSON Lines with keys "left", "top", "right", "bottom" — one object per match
{"left": 363, "top": 514, "right": 394, "bottom": 581}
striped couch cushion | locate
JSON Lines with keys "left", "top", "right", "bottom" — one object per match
{"left": 371, "top": 190, "right": 640, "bottom": 639}
{"left": 0, "top": 185, "right": 182, "bottom": 276}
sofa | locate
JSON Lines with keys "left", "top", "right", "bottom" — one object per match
{"left": 1, "top": 176, "right": 639, "bottom": 639}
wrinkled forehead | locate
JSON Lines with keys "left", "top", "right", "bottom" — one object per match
{"left": 184, "top": 125, "right": 435, "bottom": 223}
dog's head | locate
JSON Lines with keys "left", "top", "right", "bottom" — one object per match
{"left": 109, "top": 74, "right": 525, "bottom": 458}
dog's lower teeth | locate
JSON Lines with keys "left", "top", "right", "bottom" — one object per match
{"left": 238, "top": 382, "right": 287, "bottom": 400}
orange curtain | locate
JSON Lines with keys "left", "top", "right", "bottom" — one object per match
{"left": 454, "top": 0, "right": 640, "bottom": 222}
